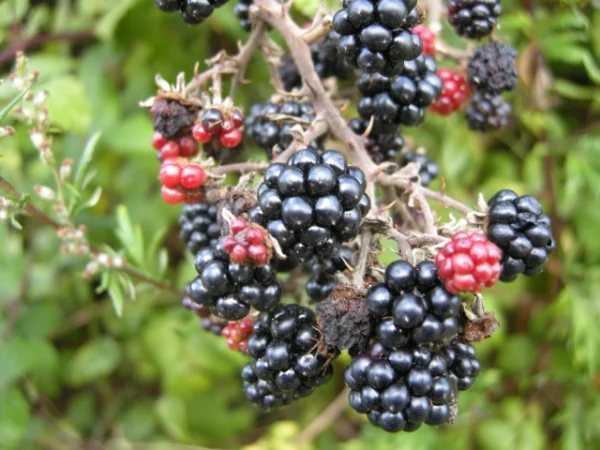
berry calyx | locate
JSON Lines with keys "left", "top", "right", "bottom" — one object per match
{"left": 413, "top": 25, "right": 435, "bottom": 56}
{"left": 192, "top": 122, "right": 213, "bottom": 143}
{"left": 429, "top": 69, "right": 469, "bottom": 115}
{"left": 435, "top": 232, "right": 502, "bottom": 294}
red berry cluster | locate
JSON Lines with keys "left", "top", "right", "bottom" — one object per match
{"left": 159, "top": 159, "right": 207, "bottom": 204}
{"left": 435, "top": 231, "right": 502, "bottom": 294}
{"left": 413, "top": 25, "right": 436, "bottom": 56}
{"left": 192, "top": 108, "right": 243, "bottom": 149}
{"left": 222, "top": 317, "right": 254, "bottom": 352}
{"left": 152, "top": 132, "right": 199, "bottom": 161}
{"left": 223, "top": 217, "right": 270, "bottom": 266}
{"left": 430, "top": 69, "right": 469, "bottom": 115}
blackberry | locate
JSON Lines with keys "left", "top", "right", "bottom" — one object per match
{"left": 203, "top": 140, "right": 243, "bottom": 163}
{"left": 357, "top": 56, "right": 442, "bottom": 129}
{"left": 345, "top": 343, "right": 456, "bottom": 432}
{"left": 185, "top": 244, "right": 281, "bottom": 320}
{"left": 182, "top": 296, "right": 227, "bottom": 335}
{"left": 178, "top": 202, "right": 221, "bottom": 254}
{"left": 443, "top": 339, "right": 481, "bottom": 391}
{"left": 486, "top": 189, "right": 556, "bottom": 282}
{"left": 366, "top": 260, "right": 461, "bottom": 347}
{"left": 245, "top": 100, "right": 326, "bottom": 158}
{"left": 304, "top": 246, "right": 356, "bottom": 301}
{"left": 242, "top": 304, "right": 336, "bottom": 409}
{"left": 234, "top": 0, "right": 254, "bottom": 31}
{"left": 400, "top": 151, "right": 439, "bottom": 187}
{"left": 464, "top": 91, "right": 511, "bottom": 132}
{"left": 447, "top": 0, "right": 502, "bottom": 39}
{"left": 332, "top": 0, "right": 423, "bottom": 75}
{"left": 349, "top": 119, "right": 405, "bottom": 164}
{"left": 280, "top": 32, "right": 355, "bottom": 91}
{"left": 154, "top": 0, "right": 230, "bottom": 26}
{"left": 467, "top": 43, "right": 518, "bottom": 94}
{"left": 151, "top": 98, "right": 197, "bottom": 140}
{"left": 249, "top": 149, "right": 371, "bottom": 264}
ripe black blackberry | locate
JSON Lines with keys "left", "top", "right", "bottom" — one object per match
{"left": 486, "top": 189, "right": 555, "bottom": 282}
{"left": 467, "top": 43, "right": 518, "bottom": 94}
{"left": 400, "top": 150, "right": 439, "bottom": 187}
{"left": 234, "top": 0, "right": 254, "bottom": 31}
{"left": 447, "top": 0, "right": 502, "bottom": 39}
{"left": 248, "top": 149, "right": 371, "bottom": 264}
{"left": 242, "top": 304, "right": 336, "bottom": 409}
{"left": 464, "top": 91, "right": 511, "bottom": 132}
{"left": 245, "top": 100, "right": 326, "bottom": 158}
{"left": 350, "top": 119, "right": 405, "bottom": 164}
{"left": 304, "top": 246, "right": 356, "bottom": 301}
{"left": 279, "top": 32, "right": 355, "bottom": 91}
{"left": 357, "top": 56, "right": 442, "bottom": 129}
{"left": 344, "top": 342, "right": 456, "bottom": 432}
{"left": 367, "top": 260, "right": 461, "bottom": 347}
{"left": 185, "top": 245, "right": 281, "bottom": 320}
{"left": 443, "top": 339, "right": 481, "bottom": 391}
{"left": 154, "top": 0, "right": 230, "bottom": 25}
{"left": 181, "top": 296, "right": 227, "bottom": 335}
{"left": 332, "top": 0, "right": 423, "bottom": 75}
{"left": 178, "top": 202, "right": 221, "bottom": 255}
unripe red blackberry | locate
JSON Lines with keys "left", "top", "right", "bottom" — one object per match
{"left": 429, "top": 69, "right": 469, "bottom": 115}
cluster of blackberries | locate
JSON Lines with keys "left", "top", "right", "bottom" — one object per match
{"left": 249, "top": 149, "right": 370, "bottom": 264}
{"left": 191, "top": 108, "right": 244, "bottom": 161}
{"left": 178, "top": 202, "right": 220, "bottom": 254}
{"left": 486, "top": 190, "right": 555, "bottom": 282}
{"left": 234, "top": 0, "right": 254, "bottom": 31}
{"left": 242, "top": 304, "right": 336, "bottom": 408}
{"left": 154, "top": 0, "right": 229, "bottom": 25}
{"left": 350, "top": 119, "right": 405, "bottom": 163}
{"left": 400, "top": 151, "right": 440, "bottom": 187}
{"left": 304, "top": 246, "right": 356, "bottom": 301}
{"left": 159, "top": 159, "right": 207, "bottom": 204}
{"left": 465, "top": 43, "right": 517, "bottom": 132}
{"left": 367, "top": 261, "right": 462, "bottom": 348}
{"left": 332, "top": 0, "right": 423, "bottom": 75}
{"left": 245, "top": 100, "right": 325, "bottom": 158}
{"left": 345, "top": 340, "right": 480, "bottom": 432}
{"left": 185, "top": 245, "right": 281, "bottom": 320}
{"left": 279, "top": 31, "right": 356, "bottom": 91}
{"left": 182, "top": 296, "right": 227, "bottom": 335}
{"left": 447, "top": 0, "right": 502, "bottom": 39}
{"left": 356, "top": 55, "right": 442, "bottom": 131}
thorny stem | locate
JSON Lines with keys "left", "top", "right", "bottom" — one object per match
{"left": 0, "top": 175, "right": 183, "bottom": 297}
{"left": 412, "top": 190, "right": 438, "bottom": 235}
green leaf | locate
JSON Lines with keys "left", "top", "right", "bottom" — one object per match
{"left": 156, "top": 395, "right": 188, "bottom": 441}
{"left": 74, "top": 131, "right": 101, "bottom": 189}
{"left": 108, "top": 272, "right": 125, "bottom": 317}
{"left": 0, "top": 87, "right": 31, "bottom": 123}
{"left": 0, "top": 388, "right": 30, "bottom": 450}
{"left": 115, "top": 204, "right": 145, "bottom": 267}
{"left": 94, "top": 0, "right": 138, "bottom": 41}
{"left": 66, "top": 337, "right": 121, "bottom": 386}
{"left": 42, "top": 75, "right": 93, "bottom": 134}
{"left": 73, "top": 186, "right": 102, "bottom": 215}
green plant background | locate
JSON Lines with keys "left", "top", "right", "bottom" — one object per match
{"left": 1, "top": 0, "right": 600, "bottom": 449}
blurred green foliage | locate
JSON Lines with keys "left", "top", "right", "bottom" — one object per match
{"left": 1, "top": 0, "right": 600, "bottom": 449}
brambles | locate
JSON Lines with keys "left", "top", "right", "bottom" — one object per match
{"left": 249, "top": 150, "right": 370, "bottom": 264}
{"left": 159, "top": 159, "right": 207, "bottom": 204}
{"left": 356, "top": 55, "right": 442, "bottom": 129}
{"left": 467, "top": 43, "right": 518, "bottom": 94}
{"left": 486, "top": 190, "right": 555, "bottom": 282}
{"left": 242, "top": 304, "right": 336, "bottom": 408}
{"left": 447, "top": 0, "right": 502, "bottom": 39}
{"left": 399, "top": 150, "right": 439, "bottom": 187}
{"left": 186, "top": 246, "right": 281, "bottom": 320}
{"left": 435, "top": 232, "right": 502, "bottom": 294}
{"left": 222, "top": 217, "right": 271, "bottom": 266}
{"left": 178, "top": 201, "right": 220, "bottom": 254}
{"left": 464, "top": 91, "right": 512, "bottom": 132}
{"left": 332, "top": 0, "right": 423, "bottom": 75}
{"left": 429, "top": 69, "right": 469, "bottom": 115}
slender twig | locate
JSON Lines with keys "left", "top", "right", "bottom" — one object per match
{"left": 272, "top": 117, "right": 329, "bottom": 163}
{"left": 301, "top": 16, "right": 333, "bottom": 43}
{"left": 352, "top": 230, "right": 373, "bottom": 287}
{"left": 229, "top": 20, "right": 268, "bottom": 98}
{"left": 424, "top": 0, "right": 445, "bottom": 33}
{"left": 0, "top": 175, "right": 183, "bottom": 296}
{"left": 293, "top": 387, "right": 350, "bottom": 445}
{"left": 412, "top": 190, "right": 438, "bottom": 235}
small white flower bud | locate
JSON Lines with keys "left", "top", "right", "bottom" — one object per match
{"left": 34, "top": 185, "right": 55, "bottom": 201}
